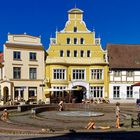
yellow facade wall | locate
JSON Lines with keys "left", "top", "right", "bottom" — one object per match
{"left": 45, "top": 8, "right": 109, "bottom": 102}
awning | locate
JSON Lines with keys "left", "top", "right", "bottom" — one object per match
{"left": 132, "top": 82, "right": 140, "bottom": 87}
{"left": 44, "top": 88, "right": 63, "bottom": 92}
{"left": 64, "top": 87, "right": 82, "bottom": 91}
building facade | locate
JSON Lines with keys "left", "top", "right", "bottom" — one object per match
{"left": 45, "top": 8, "right": 109, "bottom": 103}
{"left": 0, "top": 34, "right": 46, "bottom": 105}
{"left": 107, "top": 44, "right": 140, "bottom": 103}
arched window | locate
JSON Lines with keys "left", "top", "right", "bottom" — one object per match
{"left": 74, "top": 27, "right": 77, "bottom": 32}
{"left": 80, "top": 38, "right": 84, "bottom": 44}
{"left": 60, "top": 50, "right": 64, "bottom": 57}
{"left": 74, "top": 38, "right": 78, "bottom": 44}
{"left": 66, "top": 38, "right": 70, "bottom": 44}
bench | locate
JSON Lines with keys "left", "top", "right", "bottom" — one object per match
{"left": 131, "top": 112, "right": 140, "bottom": 128}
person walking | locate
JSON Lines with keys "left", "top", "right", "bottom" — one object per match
{"left": 115, "top": 102, "right": 120, "bottom": 128}
{"left": 1, "top": 109, "right": 9, "bottom": 121}
{"left": 58, "top": 100, "right": 64, "bottom": 111}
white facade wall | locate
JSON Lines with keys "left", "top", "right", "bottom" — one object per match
{"left": 109, "top": 70, "right": 140, "bottom": 103}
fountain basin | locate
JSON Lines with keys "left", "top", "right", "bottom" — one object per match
{"left": 57, "top": 111, "right": 104, "bottom": 117}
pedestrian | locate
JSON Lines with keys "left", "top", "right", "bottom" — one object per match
{"left": 115, "top": 102, "right": 120, "bottom": 128}
{"left": 1, "top": 109, "right": 9, "bottom": 121}
{"left": 58, "top": 100, "right": 64, "bottom": 111}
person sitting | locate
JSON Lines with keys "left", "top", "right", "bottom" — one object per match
{"left": 85, "top": 118, "right": 110, "bottom": 130}
{"left": 85, "top": 118, "right": 96, "bottom": 129}
{"left": 1, "top": 109, "right": 9, "bottom": 121}
{"left": 58, "top": 100, "right": 64, "bottom": 111}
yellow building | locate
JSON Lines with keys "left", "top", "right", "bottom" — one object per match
{"left": 45, "top": 8, "right": 109, "bottom": 103}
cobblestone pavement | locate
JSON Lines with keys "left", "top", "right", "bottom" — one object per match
{"left": 0, "top": 103, "right": 139, "bottom": 139}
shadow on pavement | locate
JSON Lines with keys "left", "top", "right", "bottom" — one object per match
{"left": 22, "top": 131, "right": 140, "bottom": 140}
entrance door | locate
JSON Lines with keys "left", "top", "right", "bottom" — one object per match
{"left": 71, "top": 86, "right": 86, "bottom": 103}
{"left": 3, "top": 87, "right": 9, "bottom": 104}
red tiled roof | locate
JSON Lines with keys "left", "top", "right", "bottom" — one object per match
{"left": 107, "top": 44, "right": 140, "bottom": 69}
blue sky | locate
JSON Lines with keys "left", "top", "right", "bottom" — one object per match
{"left": 0, "top": 0, "right": 140, "bottom": 51}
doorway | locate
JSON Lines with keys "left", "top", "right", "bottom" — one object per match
{"left": 71, "top": 86, "right": 86, "bottom": 103}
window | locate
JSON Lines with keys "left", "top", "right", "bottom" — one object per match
{"left": 72, "top": 69, "right": 85, "bottom": 80}
{"left": 87, "top": 50, "right": 91, "bottom": 57}
{"left": 127, "top": 71, "right": 134, "bottom": 77}
{"left": 14, "top": 87, "right": 24, "bottom": 100}
{"left": 60, "top": 50, "right": 64, "bottom": 57}
{"left": 53, "top": 69, "right": 66, "bottom": 80}
{"left": 67, "top": 50, "right": 70, "bottom": 57}
{"left": 74, "top": 27, "right": 77, "bottom": 32}
{"left": 52, "top": 86, "right": 66, "bottom": 98}
{"left": 114, "top": 70, "right": 121, "bottom": 77}
{"left": 113, "top": 86, "right": 120, "bottom": 98}
{"left": 80, "top": 50, "right": 84, "bottom": 57}
{"left": 74, "top": 38, "right": 78, "bottom": 44}
{"left": 28, "top": 87, "right": 37, "bottom": 99}
{"left": 91, "top": 69, "right": 103, "bottom": 80}
{"left": 95, "top": 39, "right": 100, "bottom": 45}
{"left": 74, "top": 50, "right": 78, "bottom": 57}
{"left": 13, "top": 51, "right": 21, "bottom": 60}
{"left": 13, "top": 67, "right": 21, "bottom": 79}
{"left": 90, "top": 86, "right": 103, "bottom": 98}
{"left": 66, "top": 38, "right": 70, "bottom": 44}
{"left": 29, "top": 68, "right": 37, "bottom": 79}
{"left": 29, "top": 52, "right": 36, "bottom": 61}
{"left": 80, "top": 38, "right": 84, "bottom": 44}
{"left": 103, "top": 54, "right": 106, "bottom": 62}
{"left": 127, "top": 86, "right": 133, "bottom": 98}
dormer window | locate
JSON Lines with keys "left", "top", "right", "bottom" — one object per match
{"left": 66, "top": 38, "right": 70, "bottom": 44}
{"left": 74, "top": 38, "right": 78, "bottom": 44}
{"left": 74, "top": 27, "right": 77, "bottom": 32}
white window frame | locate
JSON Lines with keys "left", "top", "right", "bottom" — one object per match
{"left": 29, "top": 52, "right": 36, "bottom": 61}
{"left": 113, "top": 86, "right": 120, "bottom": 98}
{"left": 114, "top": 70, "right": 121, "bottom": 77}
{"left": 29, "top": 68, "right": 37, "bottom": 79}
{"left": 126, "top": 71, "right": 134, "bottom": 77}
{"left": 90, "top": 69, "right": 104, "bottom": 80}
{"left": 72, "top": 69, "right": 86, "bottom": 80}
{"left": 13, "top": 67, "right": 21, "bottom": 79}
{"left": 13, "top": 51, "right": 21, "bottom": 60}
{"left": 127, "top": 86, "right": 133, "bottom": 98}
{"left": 53, "top": 69, "right": 66, "bottom": 80}
{"left": 14, "top": 87, "right": 24, "bottom": 100}
{"left": 90, "top": 86, "right": 103, "bottom": 98}
{"left": 52, "top": 86, "right": 66, "bottom": 98}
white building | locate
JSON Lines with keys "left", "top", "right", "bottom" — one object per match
{"left": 0, "top": 34, "right": 46, "bottom": 105}
{"left": 107, "top": 44, "right": 140, "bottom": 103}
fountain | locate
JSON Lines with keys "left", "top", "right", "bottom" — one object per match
{"left": 57, "top": 103, "right": 104, "bottom": 117}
